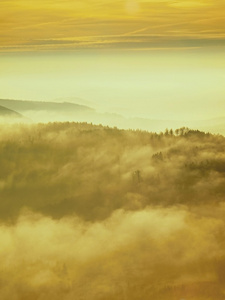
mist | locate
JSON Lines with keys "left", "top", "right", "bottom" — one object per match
{"left": 1, "top": 50, "right": 225, "bottom": 121}
{"left": 1, "top": 122, "right": 225, "bottom": 299}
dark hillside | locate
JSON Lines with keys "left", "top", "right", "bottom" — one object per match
{"left": 0, "top": 99, "right": 94, "bottom": 113}
{"left": 0, "top": 123, "right": 224, "bottom": 221}
{"left": 0, "top": 105, "right": 23, "bottom": 117}
{"left": 0, "top": 122, "right": 225, "bottom": 300}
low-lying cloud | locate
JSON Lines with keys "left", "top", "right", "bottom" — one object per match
{"left": 0, "top": 122, "right": 225, "bottom": 299}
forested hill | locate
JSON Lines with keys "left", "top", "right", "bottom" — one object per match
{"left": 1, "top": 122, "right": 225, "bottom": 299}
{"left": 0, "top": 122, "right": 224, "bottom": 222}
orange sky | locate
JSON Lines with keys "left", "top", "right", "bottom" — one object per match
{"left": 1, "top": 0, "right": 225, "bottom": 52}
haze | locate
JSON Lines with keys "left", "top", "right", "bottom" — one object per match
{"left": 1, "top": 50, "right": 225, "bottom": 122}
{"left": 1, "top": 0, "right": 225, "bottom": 123}
{"left": 1, "top": 0, "right": 225, "bottom": 299}
{"left": 1, "top": 123, "right": 225, "bottom": 299}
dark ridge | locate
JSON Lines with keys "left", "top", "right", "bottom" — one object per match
{"left": 0, "top": 105, "right": 23, "bottom": 117}
{"left": 0, "top": 99, "right": 94, "bottom": 113}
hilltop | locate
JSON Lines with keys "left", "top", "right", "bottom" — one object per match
{"left": 0, "top": 122, "right": 224, "bottom": 221}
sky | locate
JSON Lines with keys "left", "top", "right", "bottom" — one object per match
{"left": 0, "top": 0, "right": 225, "bottom": 121}
{"left": 1, "top": 0, "right": 225, "bottom": 51}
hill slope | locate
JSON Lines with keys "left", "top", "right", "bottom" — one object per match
{"left": 0, "top": 99, "right": 94, "bottom": 113}
{"left": 0, "top": 122, "right": 225, "bottom": 299}
{"left": 0, "top": 99, "right": 224, "bottom": 136}
{"left": 0, "top": 105, "right": 23, "bottom": 117}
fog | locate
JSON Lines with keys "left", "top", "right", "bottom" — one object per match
{"left": 1, "top": 50, "right": 225, "bottom": 121}
{"left": 0, "top": 122, "right": 225, "bottom": 299}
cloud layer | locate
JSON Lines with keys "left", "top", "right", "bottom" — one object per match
{"left": 1, "top": 0, "right": 225, "bottom": 51}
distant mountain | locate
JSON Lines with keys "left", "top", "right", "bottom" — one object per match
{"left": 53, "top": 96, "right": 94, "bottom": 107}
{"left": 0, "top": 105, "right": 23, "bottom": 118}
{"left": 0, "top": 99, "right": 94, "bottom": 113}
{"left": 0, "top": 98, "right": 224, "bottom": 136}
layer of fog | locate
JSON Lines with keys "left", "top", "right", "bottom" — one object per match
{"left": 1, "top": 105, "right": 225, "bottom": 136}
{"left": 0, "top": 123, "right": 225, "bottom": 299}
{"left": 1, "top": 50, "right": 225, "bottom": 122}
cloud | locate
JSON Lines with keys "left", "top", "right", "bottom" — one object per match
{"left": 169, "top": 0, "right": 212, "bottom": 8}
{"left": 1, "top": 205, "right": 225, "bottom": 299}
{"left": 0, "top": 0, "right": 224, "bottom": 52}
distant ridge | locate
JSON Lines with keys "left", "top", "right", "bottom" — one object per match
{"left": 0, "top": 99, "right": 94, "bottom": 113}
{"left": 0, "top": 105, "right": 23, "bottom": 118}
{"left": 0, "top": 99, "right": 224, "bottom": 136}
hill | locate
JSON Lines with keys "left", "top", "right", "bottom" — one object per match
{"left": 0, "top": 122, "right": 225, "bottom": 299}
{"left": 0, "top": 98, "right": 96, "bottom": 123}
{"left": 0, "top": 99, "right": 225, "bottom": 136}
{"left": 0, "top": 98, "right": 94, "bottom": 113}
{"left": 0, "top": 104, "right": 23, "bottom": 118}
{"left": 0, "top": 123, "right": 223, "bottom": 222}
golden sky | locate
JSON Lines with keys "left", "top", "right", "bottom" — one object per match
{"left": 1, "top": 0, "right": 225, "bottom": 52}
